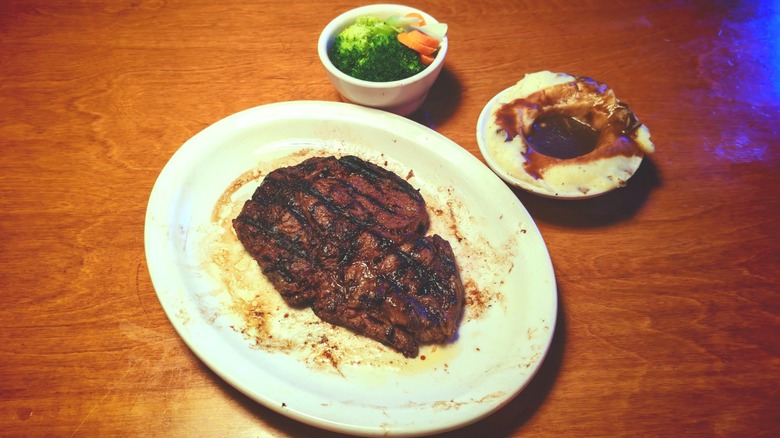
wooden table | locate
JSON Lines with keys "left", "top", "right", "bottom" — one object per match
{"left": 2, "top": 0, "right": 778, "bottom": 436}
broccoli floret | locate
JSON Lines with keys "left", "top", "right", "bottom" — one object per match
{"left": 328, "top": 16, "right": 427, "bottom": 82}
{"left": 336, "top": 16, "right": 395, "bottom": 48}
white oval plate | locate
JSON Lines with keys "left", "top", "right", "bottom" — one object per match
{"left": 145, "top": 101, "right": 557, "bottom": 437}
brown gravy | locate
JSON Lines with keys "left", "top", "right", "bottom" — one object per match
{"left": 495, "top": 76, "right": 646, "bottom": 180}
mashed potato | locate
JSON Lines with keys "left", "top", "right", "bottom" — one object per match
{"left": 479, "top": 71, "right": 654, "bottom": 198}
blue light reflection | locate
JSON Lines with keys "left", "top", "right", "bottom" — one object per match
{"left": 708, "top": 1, "right": 779, "bottom": 164}
{"left": 765, "top": 0, "right": 780, "bottom": 103}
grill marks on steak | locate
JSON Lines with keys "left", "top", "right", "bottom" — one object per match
{"left": 234, "top": 156, "right": 429, "bottom": 304}
{"left": 321, "top": 235, "right": 463, "bottom": 354}
{"left": 232, "top": 156, "right": 464, "bottom": 357}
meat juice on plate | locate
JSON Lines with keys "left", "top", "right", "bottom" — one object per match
{"left": 198, "top": 146, "right": 511, "bottom": 375}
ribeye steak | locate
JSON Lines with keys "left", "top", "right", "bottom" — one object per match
{"left": 232, "top": 155, "right": 464, "bottom": 357}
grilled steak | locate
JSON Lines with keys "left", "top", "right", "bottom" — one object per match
{"left": 232, "top": 155, "right": 464, "bottom": 357}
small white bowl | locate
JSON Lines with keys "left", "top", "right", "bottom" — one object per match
{"left": 318, "top": 4, "right": 448, "bottom": 116}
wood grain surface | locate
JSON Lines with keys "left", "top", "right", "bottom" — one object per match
{"left": 1, "top": 0, "right": 778, "bottom": 436}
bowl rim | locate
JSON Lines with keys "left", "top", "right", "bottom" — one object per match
{"left": 317, "top": 3, "right": 449, "bottom": 88}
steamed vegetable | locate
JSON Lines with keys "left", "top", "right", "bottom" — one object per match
{"left": 328, "top": 14, "right": 447, "bottom": 82}
{"left": 397, "top": 30, "right": 439, "bottom": 55}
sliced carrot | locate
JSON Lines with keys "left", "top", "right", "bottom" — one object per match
{"left": 407, "top": 29, "right": 439, "bottom": 49}
{"left": 397, "top": 31, "right": 438, "bottom": 56}
{"left": 419, "top": 53, "right": 435, "bottom": 66}
{"left": 404, "top": 12, "right": 426, "bottom": 27}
